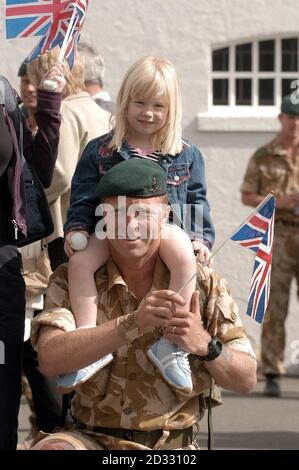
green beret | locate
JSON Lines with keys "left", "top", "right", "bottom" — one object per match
{"left": 18, "top": 62, "right": 27, "bottom": 77}
{"left": 281, "top": 94, "right": 299, "bottom": 116}
{"left": 96, "top": 158, "right": 167, "bottom": 199}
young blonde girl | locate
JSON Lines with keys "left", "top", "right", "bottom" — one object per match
{"left": 59, "top": 56, "right": 214, "bottom": 393}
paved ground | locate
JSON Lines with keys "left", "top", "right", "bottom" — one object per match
{"left": 18, "top": 376, "right": 299, "bottom": 450}
{"left": 198, "top": 376, "right": 299, "bottom": 450}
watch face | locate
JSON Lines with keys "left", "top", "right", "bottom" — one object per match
{"left": 197, "top": 336, "right": 222, "bottom": 361}
{"left": 209, "top": 336, "right": 222, "bottom": 360}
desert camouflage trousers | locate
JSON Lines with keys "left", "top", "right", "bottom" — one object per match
{"left": 30, "top": 429, "right": 200, "bottom": 451}
{"left": 261, "top": 222, "right": 299, "bottom": 376}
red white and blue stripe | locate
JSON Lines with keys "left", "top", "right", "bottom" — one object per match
{"left": 5, "top": 1, "right": 88, "bottom": 68}
{"left": 231, "top": 194, "right": 276, "bottom": 323}
{"left": 6, "top": 1, "right": 71, "bottom": 39}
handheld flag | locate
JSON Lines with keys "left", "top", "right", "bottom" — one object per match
{"left": 231, "top": 194, "right": 276, "bottom": 323}
{"left": 5, "top": 0, "right": 64, "bottom": 39}
{"left": 5, "top": 1, "right": 89, "bottom": 68}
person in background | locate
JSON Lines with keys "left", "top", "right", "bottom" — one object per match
{"left": 78, "top": 42, "right": 113, "bottom": 113}
{"left": 241, "top": 95, "right": 299, "bottom": 397}
{"left": 27, "top": 47, "right": 111, "bottom": 272}
{"left": 18, "top": 62, "right": 37, "bottom": 133}
{"left": 15, "top": 61, "right": 64, "bottom": 448}
{"left": 0, "top": 62, "right": 65, "bottom": 450}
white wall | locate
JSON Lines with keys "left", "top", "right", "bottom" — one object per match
{"left": 1, "top": 0, "right": 298, "bottom": 371}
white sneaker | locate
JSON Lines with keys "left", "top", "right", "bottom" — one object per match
{"left": 57, "top": 353, "right": 113, "bottom": 394}
{"left": 147, "top": 337, "right": 193, "bottom": 391}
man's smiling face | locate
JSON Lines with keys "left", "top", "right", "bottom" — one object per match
{"left": 102, "top": 195, "right": 169, "bottom": 261}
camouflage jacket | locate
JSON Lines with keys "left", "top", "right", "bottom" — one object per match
{"left": 241, "top": 135, "right": 299, "bottom": 222}
{"left": 31, "top": 258, "right": 255, "bottom": 431}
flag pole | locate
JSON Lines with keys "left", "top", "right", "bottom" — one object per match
{"left": 58, "top": 7, "right": 78, "bottom": 62}
{"left": 176, "top": 193, "right": 274, "bottom": 296}
{"left": 41, "top": 10, "right": 78, "bottom": 91}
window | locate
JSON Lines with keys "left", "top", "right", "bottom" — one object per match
{"left": 213, "top": 79, "right": 228, "bottom": 105}
{"left": 236, "top": 43, "right": 252, "bottom": 72}
{"left": 212, "top": 37, "right": 299, "bottom": 108}
{"left": 282, "top": 38, "right": 298, "bottom": 72}
{"left": 259, "top": 40, "right": 275, "bottom": 72}
{"left": 212, "top": 47, "right": 229, "bottom": 71}
{"left": 259, "top": 79, "right": 274, "bottom": 105}
{"left": 236, "top": 78, "right": 252, "bottom": 105}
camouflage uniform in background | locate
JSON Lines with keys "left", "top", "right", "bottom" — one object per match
{"left": 241, "top": 137, "right": 299, "bottom": 376}
{"left": 31, "top": 258, "right": 255, "bottom": 450}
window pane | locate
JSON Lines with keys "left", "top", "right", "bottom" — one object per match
{"left": 236, "top": 79, "right": 252, "bottom": 105}
{"left": 213, "top": 79, "right": 228, "bottom": 105}
{"left": 259, "top": 79, "right": 274, "bottom": 105}
{"left": 236, "top": 43, "right": 252, "bottom": 71}
{"left": 282, "top": 78, "right": 299, "bottom": 98}
{"left": 259, "top": 40, "right": 275, "bottom": 71}
{"left": 282, "top": 38, "right": 298, "bottom": 72}
{"left": 212, "top": 48, "right": 229, "bottom": 71}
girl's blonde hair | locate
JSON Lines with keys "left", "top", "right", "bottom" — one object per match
{"left": 110, "top": 56, "right": 182, "bottom": 155}
{"left": 27, "top": 46, "right": 85, "bottom": 98}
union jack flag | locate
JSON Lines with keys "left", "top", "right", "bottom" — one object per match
{"left": 5, "top": 1, "right": 88, "bottom": 67}
{"left": 231, "top": 194, "right": 276, "bottom": 323}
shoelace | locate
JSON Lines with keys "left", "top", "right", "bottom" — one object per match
{"left": 172, "top": 351, "right": 191, "bottom": 374}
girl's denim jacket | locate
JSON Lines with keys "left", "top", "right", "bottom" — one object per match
{"left": 64, "top": 132, "right": 215, "bottom": 248}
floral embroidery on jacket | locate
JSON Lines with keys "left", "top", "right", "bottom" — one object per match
{"left": 99, "top": 143, "right": 112, "bottom": 158}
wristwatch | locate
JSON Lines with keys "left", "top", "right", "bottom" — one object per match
{"left": 197, "top": 336, "right": 222, "bottom": 361}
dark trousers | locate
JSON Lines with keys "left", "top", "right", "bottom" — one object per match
{"left": 24, "top": 235, "right": 70, "bottom": 433}
{"left": 23, "top": 336, "right": 62, "bottom": 433}
{"left": 22, "top": 238, "right": 69, "bottom": 435}
{"left": 48, "top": 237, "right": 68, "bottom": 272}
{"left": 0, "top": 245, "right": 25, "bottom": 450}
{"left": 21, "top": 239, "right": 71, "bottom": 434}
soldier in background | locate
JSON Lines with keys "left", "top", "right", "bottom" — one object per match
{"left": 241, "top": 95, "right": 299, "bottom": 397}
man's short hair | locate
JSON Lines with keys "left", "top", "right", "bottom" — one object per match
{"left": 78, "top": 42, "right": 105, "bottom": 88}
{"left": 18, "top": 62, "right": 27, "bottom": 77}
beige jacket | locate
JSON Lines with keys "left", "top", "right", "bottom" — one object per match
{"left": 45, "top": 92, "right": 110, "bottom": 242}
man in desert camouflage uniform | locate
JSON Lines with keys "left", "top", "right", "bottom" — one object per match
{"left": 30, "top": 159, "right": 256, "bottom": 450}
{"left": 241, "top": 94, "right": 299, "bottom": 397}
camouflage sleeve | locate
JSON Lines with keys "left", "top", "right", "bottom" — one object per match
{"left": 116, "top": 312, "right": 143, "bottom": 342}
{"left": 240, "top": 152, "right": 261, "bottom": 194}
{"left": 216, "top": 292, "right": 256, "bottom": 359}
{"left": 30, "top": 264, "right": 76, "bottom": 350}
{"left": 199, "top": 267, "right": 256, "bottom": 359}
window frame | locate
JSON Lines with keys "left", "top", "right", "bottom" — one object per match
{"left": 210, "top": 36, "right": 299, "bottom": 114}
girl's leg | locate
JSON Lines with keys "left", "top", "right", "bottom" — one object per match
{"left": 147, "top": 224, "right": 195, "bottom": 392}
{"left": 58, "top": 235, "right": 112, "bottom": 393}
{"left": 160, "top": 224, "right": 196, "bottom": 309}
{"left": 68, "top": 234, "right": 109, "bottom": 328}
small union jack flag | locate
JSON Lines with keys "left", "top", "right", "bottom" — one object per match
{"left": 231, "top": 194, "right": 276, "bottom": 323}
{"left": 5, "top": 1, "right": 88, "bottom": 68}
